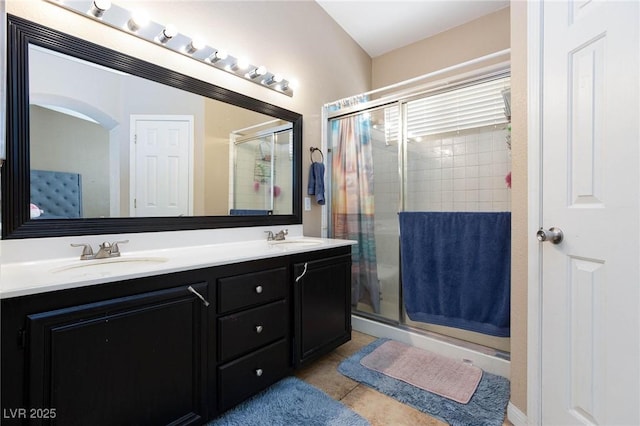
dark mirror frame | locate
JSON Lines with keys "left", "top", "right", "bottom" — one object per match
{"left": 2, "top": 15, "right": 303, "bottom": 239}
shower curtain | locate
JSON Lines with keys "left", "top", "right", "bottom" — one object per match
{"left": 330, "top": 107, "right": 380, "bottom": 313}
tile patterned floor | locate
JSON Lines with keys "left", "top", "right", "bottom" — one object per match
{"left": 295, "top": 331, "right": 511, "bottom": 426}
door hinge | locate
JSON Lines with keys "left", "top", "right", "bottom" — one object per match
{"left": 134, "top": 199, "right": 137, "bottom": 209}
{"left": 133, "top": 134, "right": 137, "bottom": 144}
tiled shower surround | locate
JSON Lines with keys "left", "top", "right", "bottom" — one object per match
{"left": 373, "top": 124, "right": 512, "bottom": 215}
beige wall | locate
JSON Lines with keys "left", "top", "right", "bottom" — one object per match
{"left": 372, "top": 7, "right": 510, "bottom": 88}
{"left": 7, "top": 0, "right": 372, "bottom": 236}
{"left": 509, "top": 1, "right": 528, "bottom": 415}
{"left": 30, "top": 106, "right": 110, "bottom": 218}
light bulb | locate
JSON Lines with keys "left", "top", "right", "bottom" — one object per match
{"left": 216, "top": 50, "right": 228, "bottom": 60}
{"left": 127, "top": 10, "right": 149, "bottom": 32}
{"left": 247, "top": 65, "right": 267, "bottom": 79}
{"left": 207, "top": 49, "right": 228, "bottom": 63}
{"left": 88, "top": 0, "right": 111, "bottom": 18}
{"left": 279, "top": 77, "right": 297, "bottom": 92}
{"left": 185, "top": 38, "right": 205, "bottom": 54}
{"left": 156, "top": 24, "right": 177, "bottom": 44}
{"left": 236, "top": 57, "right": 249, "bottom": 70}
{"left": 263, "top": 73, "right": 283, "bottom": 86}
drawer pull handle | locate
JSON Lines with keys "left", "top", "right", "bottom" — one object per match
{"left": 295, "top": 262, "right": 308, "bottom": 282}
{"left": 255, "top": 285, "right": 263, "bottom": 294}
{"left": 255, "top": 325, "right": 263, "bottom": 334}
{"left": 187, "top": 286, "right": 210, "bottom": 307}
{"left": 255, "top": 368, "right": 263, "bottom": 377}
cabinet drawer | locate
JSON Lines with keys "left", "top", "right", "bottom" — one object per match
{"left": 218, "top": 267, "right": 287, "bottom": 313}
{"left": 218, "top": 300, "right": 288, "bottom": 362}
{"left": 218, "top": 339, "right": 289, "bottom": 412}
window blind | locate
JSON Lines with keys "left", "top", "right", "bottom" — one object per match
{"left": 384, "top": 76, "right": 510, "bottom": 141}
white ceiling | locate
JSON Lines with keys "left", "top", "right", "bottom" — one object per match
{"left": 315, "top": 0, "right": 509, "bottom": 58}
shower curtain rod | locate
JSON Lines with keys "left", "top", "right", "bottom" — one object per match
{"left": 324, "top": 48, "right": 511, "bottom": 109}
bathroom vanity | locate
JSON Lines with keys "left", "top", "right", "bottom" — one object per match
{"left": 1, "top": 237, "right": 353, "bottom": 425}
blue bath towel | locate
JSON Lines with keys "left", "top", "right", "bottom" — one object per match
{"left": 399, "top": 212, "right": 511, "bottom": 337}
{"left": 229, "top": 209, "right": 272, "bottom": 215}
{"left": 307, "top": 162, "right": 325, "bottom": 205}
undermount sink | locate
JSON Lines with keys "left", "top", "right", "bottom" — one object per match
{"left": 267, "top": 238, "right": 323, "bottom": 247}
{"left": 50, "top": 256, "right": 169, "bottom": 274}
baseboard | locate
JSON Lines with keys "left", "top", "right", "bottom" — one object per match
{"left": 507, "top": 401, "right": 527, "bottom": 425}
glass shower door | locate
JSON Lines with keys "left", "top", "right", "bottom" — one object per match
{"left": 329, "top": 104, "right": 401, "bottom": 322}
{"left": 230, "top": 126, "right": 293, "bottom": 216}
{"left": 327, "top": 74, "right": 512, "bottom": 353}
{"left": 232, "top": 135, "right": 275, "bottom": 214}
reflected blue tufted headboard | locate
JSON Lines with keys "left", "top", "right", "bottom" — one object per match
{"left": 30, "top": 170, "right": 83, "bottom": 219}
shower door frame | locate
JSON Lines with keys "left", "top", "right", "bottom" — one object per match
{"left": 323, "top": 66, "right": 512, "bottom": 343}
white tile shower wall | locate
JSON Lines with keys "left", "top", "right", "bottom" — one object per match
{"left": 234, "top": 142, "right": 264, "bottom": 210}
{"left": 404, "top": 125, "right": 511, "bottom": 212}
{"left": 233, "top": 140, "right": 291, "bottom": 213}
{"left": 272, "top": 139, "right": 293, "bottom": 214}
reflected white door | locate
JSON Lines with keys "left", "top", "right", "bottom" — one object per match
{"left": 540, "top": 1, "right": 639, "bottom": 424}
{"left": 131, "top": 115, "right": 193, "bottom": 217}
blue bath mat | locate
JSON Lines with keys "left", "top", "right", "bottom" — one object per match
{"left": 208, "top": 376, "right": 369, "bottom": 425}
{"left": 338, "top": 338, "right": 510, "bottom": 426}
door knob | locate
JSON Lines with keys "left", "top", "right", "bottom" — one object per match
{"left": 537, "top": 227, "right": 564, "bottom": 244}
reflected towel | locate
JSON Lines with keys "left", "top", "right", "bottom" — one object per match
{"left": 229, "top": 209, "right": 272, "bottom": 216}
{"left": 399, "top": 212, "right": 511, "bottom": 337}
{"left": 307, "top": 162, "right": 326, "bottom": 205}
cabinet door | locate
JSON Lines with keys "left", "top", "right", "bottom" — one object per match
{"left": 293, "top": 254, "right": 352, "bottom": 368}
{"left": 27, "top": 282, "right": 209, "bottom": 426}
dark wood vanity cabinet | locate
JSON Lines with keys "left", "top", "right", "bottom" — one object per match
{"left": 1, "top": 246, "right": 352, "bottom": 425}
{"left": 27, "top": 282, "right": 209, "bottom": 426}
{"left": 292, "top": 250, "right": 352, "bottom": 368}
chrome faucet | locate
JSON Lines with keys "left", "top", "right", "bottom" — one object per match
{"left": 71, "top": 240, "right": 129, "bottom": 260}
{"left": 265, "top": 229, "right": 288, "bottom": 241}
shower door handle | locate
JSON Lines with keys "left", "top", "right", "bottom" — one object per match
{"left": 537, "top": 227, "right": 564, "bottom": 244}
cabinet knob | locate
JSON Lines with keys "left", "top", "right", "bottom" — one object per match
{"left": 255, "top": 285, "right": 263, "bottom": 294}
{"left": 255, "top": 325, "right": 263, "bottom": 333}
{"left": 255, "top": 368, "right": 263, "bottom": 377}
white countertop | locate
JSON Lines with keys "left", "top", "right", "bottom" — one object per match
{"left": 0, "top": 226, "right": 356, "bottom": 299}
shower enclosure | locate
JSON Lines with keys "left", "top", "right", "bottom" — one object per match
{"left": 326, "top": 73, "right": 512, "bottom": 353}
{"left": 230, "top": 121, "right": 293, "bottom": 215}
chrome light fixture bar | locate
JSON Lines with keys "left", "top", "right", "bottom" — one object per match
{"left": 45, "top": 0, "right": 294, "bottom": 96}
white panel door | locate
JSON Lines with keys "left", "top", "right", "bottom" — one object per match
{"left": 132, "top": 116, "right": 193, "bottom": 217}
{"left": 540, "top": 1, "right": 639, "bottom": 424}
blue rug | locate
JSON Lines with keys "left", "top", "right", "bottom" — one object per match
{"left": 208, "top": 376, "right": 369, "bottom": 425}
{"left": 338, "top": 338, "right": 510, "bottom": 426}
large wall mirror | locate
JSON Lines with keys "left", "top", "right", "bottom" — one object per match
{"left": 2, "top": 16, "right": 302, "bottom": 239}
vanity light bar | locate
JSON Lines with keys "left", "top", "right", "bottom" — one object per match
{"left": 45, "top": 0, "right": 294, "bottom": 97}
